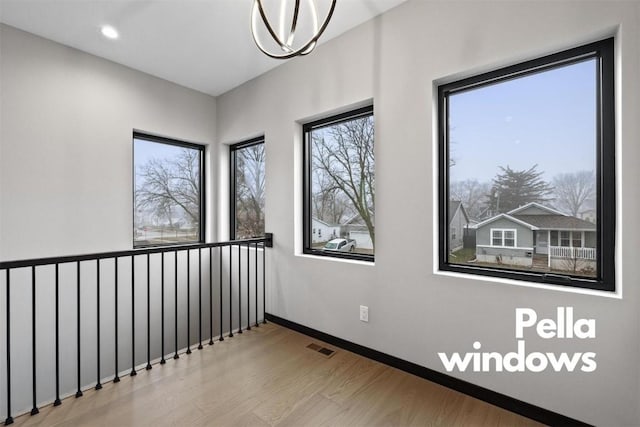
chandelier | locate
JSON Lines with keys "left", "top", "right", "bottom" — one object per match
{"left": 251, "top": 0, "right": 337, "bottom": 59}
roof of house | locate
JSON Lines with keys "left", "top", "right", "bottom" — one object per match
{"left": 474, "top": 213, "right": 539, "bottom": 230}
{"left": 312, "top": 218, "right": 338, "bottom": 227}
{"left": 475, "top": 202, "right": 596, "bottom": 231}
{"left": 512, "top": 214, "right": 595, "bottom": 230}
{"left": 507, "top": 202, "right": 566, "bottom": 216}
{"left": 449, "top": 201, "right": 469, "bottom": 224}
{"left": 343, "top": 210, "right": 374, "bottom": 226}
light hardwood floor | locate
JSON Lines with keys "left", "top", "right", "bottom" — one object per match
{"left": 13, "top": 323, "right": 543, "bottom": 426}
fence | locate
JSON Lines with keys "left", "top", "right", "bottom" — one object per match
{"left": 0, "top": 234, "right": 272, "bottom": 424}
{"left": 549, "top": 246, "right": 596, "bottom": 260}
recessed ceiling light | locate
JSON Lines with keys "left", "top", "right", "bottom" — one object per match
{"left": 101, "top": 25, "right": 119, "bottom": 40}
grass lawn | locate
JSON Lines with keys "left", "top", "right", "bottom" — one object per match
{"left": 449, "top": 247, "right": 476, "bottom": 264}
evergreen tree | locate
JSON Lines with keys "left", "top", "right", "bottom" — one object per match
{"left": 487, "top": 165, "right": 554, "bottom": 214}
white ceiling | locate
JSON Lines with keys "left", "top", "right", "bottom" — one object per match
{"left": 0, "top": 0, "right": 408, "bottom": 96}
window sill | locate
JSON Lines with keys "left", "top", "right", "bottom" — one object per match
{"left": 434, "top": 269, "right": 621, "bottom": 299}
{"left": 297, "top": 252, "right": 375, "bottom": 267}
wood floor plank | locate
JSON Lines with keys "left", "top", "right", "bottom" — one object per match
{"left": 276, "top": 392, "right": 346, "bottom": 427}
{"left": 11, "top": 323, "right": 544, "bottom": 427}
{"left": 320, "top": 355, "right": 388, "bottom": 405}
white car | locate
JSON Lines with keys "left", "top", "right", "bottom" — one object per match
{"left": 323, "top": 238, "right": 356, "bottom": 252}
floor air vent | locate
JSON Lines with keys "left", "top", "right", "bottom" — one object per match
{"left": 307, "top": 343, "right": 336, "bottom": 358}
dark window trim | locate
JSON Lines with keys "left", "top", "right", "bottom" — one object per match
{"left": 229, "top": 136, "right": 265, "bottom": 240}
{"left": 438, "top": 38, "right": 615, "bottom": 292}
{"left": 304, "top": 106, "right": 374, "bottom": 132}
{"left": 302, "top": 105, "right": 375, "bottom": 263}
{"left": 133, "top": 131, "right": 206, "bottom": 249}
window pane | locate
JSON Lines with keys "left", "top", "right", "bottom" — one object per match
{"left": 504, "top": 230, "right": 515, "bottom": 247}
{"left": 572, "top": 231, "right": 582, "bottom": 248}
{"left": 306, "top": 108, "right": 375, "bottom": 258}
{"left": 233, "top": 141, "right": 265, "bottom": 239}
{"left": 492, "top": 230, "right": 502, "bottom": 246}
{"left": 134, "top": 136, "right": 202, "bottom": 247}
{"left": 446, "top": 58, "right": 598, "bottom": 279}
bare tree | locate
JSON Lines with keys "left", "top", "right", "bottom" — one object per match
{"left": 135, "top": 148, "right": 201, "bottom": 226}
{"left": 558, "top": 248, "right": 595, "bottom": 277}
{"left": 552, "top": 170, "right": 595, "bottom": 217}
{"left": 311, "top": 167, "right": 353, "bottom": 225}
{"left": 312, "top": 115, "right": 375, "bottom": 247}
{"left": 153, "top": 199, "right": 175, "bottom": 228}
{"left": 235, "top": 144, "right": 266, "bottom": 238}
{"left": 450, "top": 179, "right": 490, "bottom": 219}
{"left": 449, "top": 126, "right": 458, "bottom": 167}
{"left": 560, "top": 250, "right": 580, "bottom": 274}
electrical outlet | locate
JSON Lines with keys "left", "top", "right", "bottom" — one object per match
{"left": 360, "top": 305, "right": 369, "bottom": 322}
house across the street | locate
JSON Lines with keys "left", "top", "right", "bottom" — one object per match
{"left": 448, "top": 200, "right": 470, "bottom": 252}
{"left": 474, "top": 202, "right": 596, "bottom": 273}
{"left": 311, "top": 218, "right": 340, "bottom": 244}
{"left": 341, "top": 213, "right": 374, "bottom": 250}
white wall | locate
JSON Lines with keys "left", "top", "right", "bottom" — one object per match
{"left": 216, "top": 1, "right": 640, "bottom": 425}
{"left": 0, "top": 24, "right": 234, "bottom": 418}
{"left": 1, "top": 2, "right": 639, "bottom": 424}
{"left": 0, "top": 24, "right": 218, "bottom": 260}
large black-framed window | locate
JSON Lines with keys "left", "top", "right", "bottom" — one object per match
{"left": 230, "top": 136, "right": 265, "bottom": 240}
{"left": 133, "top": 132, "right": 205, "bottom": 248}
{"left": 303, "top": 105, "right": 375, "bottom": 262}
{"left": 438, "top": 38, "right": 615, "bottom": 291}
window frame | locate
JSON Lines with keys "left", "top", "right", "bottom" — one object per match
{"left": 572, "top": 231, "right": 584, "bottom": 248}
{"left": 490, "top": 228, "right": 517, "bottom": 248}
{"left": 302, "top": 105, "right": 375, "bottom": 262}
{"left": 438, "top": 38, "right": 615, "bottom": 292}
{"left": 133, "top": 131, "right": 206, "bottom": 249}
{"left": 503, "top": 230, "right": 516, "bottom": 248}
{"left": 229, "top": 136, "right": 265, "bottom": 240}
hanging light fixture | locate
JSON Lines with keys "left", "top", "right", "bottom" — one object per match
{"left": 251, "top": 0, "right": 337, "bottom": 59}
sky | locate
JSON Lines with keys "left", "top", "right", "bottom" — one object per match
{"left": 134, "top": 137, "right": 188, "bottom": 171}
{"left": 448, "top": 58, "right": 597, "bottom": 184}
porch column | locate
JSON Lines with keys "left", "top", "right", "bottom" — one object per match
{"left": 547, "top": 230, "right": 551, "bottom": 268}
